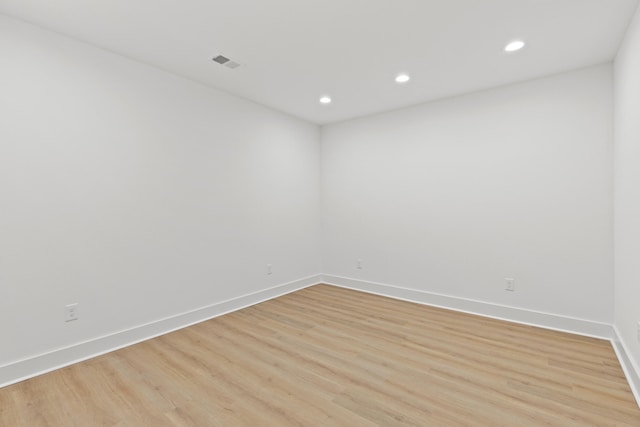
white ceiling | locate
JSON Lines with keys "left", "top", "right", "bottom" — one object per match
{"left": 0, "top": 0, "right": 638, "bottom": 124}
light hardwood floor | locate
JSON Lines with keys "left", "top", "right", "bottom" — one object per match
{"left": 1, "top": 284, "right": 639, "bottom": 426}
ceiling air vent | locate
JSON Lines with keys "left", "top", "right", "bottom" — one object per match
{"left": 212, "top": 54, "right": 241, "bottom": 69}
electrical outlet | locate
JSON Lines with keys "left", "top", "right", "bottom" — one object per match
{"left": 356, "top": 259, "right": 363, "bottom": 270}
{"left": 65, "top": 303, "right": 79, "bottom": 322}
{"left": 266, "top": 264, "right": 272, "bottom": 275}
{"left": 505, "top": 278, "right": 515, "bottom": 292}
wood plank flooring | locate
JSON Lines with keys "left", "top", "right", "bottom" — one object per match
{"left": 1, "top": 284, "right": 638, "bottom": 426}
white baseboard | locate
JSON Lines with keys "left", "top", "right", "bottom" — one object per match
{"left": 0, "top": 274, "right": 322, "bottom": 389}
{"left": 612, "top": 327, "right": 640, "bottom": 408}
{"left": 326, "top": 274, "right": 638, "bottom": 408}
{"left": 323, "top": 275, "right": 640, "bottom": 408}
{"left": 321, "top": 275, "right": 613, "bottom": 340}
{"left": 4, "top": 273, "right": 635, "bottom": 409}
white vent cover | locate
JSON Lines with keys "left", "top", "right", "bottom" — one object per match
{"left": 212, "top": 54, "right": 241, "bottom": 69}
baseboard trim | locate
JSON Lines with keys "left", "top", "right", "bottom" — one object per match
{"left": 0, "top": 274, "right": 322, "bottom": 389}
{"left": 612, "top": 327, "right": 640, "bottom": 407}
{"left": 3, "top": 273, "right": 631, "bottom": 405}
{"left": 324, "top": 275, "right": 639, "bottom": 408}
{"left": 321, "top": 274, "right": 613, "bottom": 340}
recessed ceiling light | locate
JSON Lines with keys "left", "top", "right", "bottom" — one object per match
{"left": 504, "top": 40, "right": 525, "bottom": 52}
{"left": 395, "top": 74, "right": 411, "bottom": 83}
{"left": 319, "top": 96, "right": 332, "bottom": 105}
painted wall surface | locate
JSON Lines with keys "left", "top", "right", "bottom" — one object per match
{"left": 614, "top": 4, "right": 640, "bottom": 376}
{"left": 321, "top": 65, "right": 614, "bottom": 323}
{"left": 0, "top": 15, "right": 321, "bottom": 366}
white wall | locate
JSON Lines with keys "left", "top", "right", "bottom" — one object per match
{"left": 0, "top": 15, "right": 321, "bottom": 367}
{"left": 321, "top": 65, "right": 614, "bottom": 324}
{"left": 614, "top": 4, "right": 640, "bottom": 380}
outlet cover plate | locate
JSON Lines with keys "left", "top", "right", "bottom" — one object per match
{"left": 65, "top": 303, "right": 79, "bottom": 322}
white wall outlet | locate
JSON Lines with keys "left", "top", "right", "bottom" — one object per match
{"left": 505, "top": 278, "right": 515, "bottom": 292}
{"left": 266, "top": 264, "right": 272, "bottom": 275}
{"left": 356, "top": 259, "right": 363, "bottom": 270}
{"left": 65, "top": 303, "right": 79, "bottom": 322}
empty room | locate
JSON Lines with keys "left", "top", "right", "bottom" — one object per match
{"left": 1, "top": 0, "right": 640, "bottom": 425}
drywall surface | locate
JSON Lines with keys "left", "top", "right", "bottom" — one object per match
{"left": 0, "top": 15, "right": 321, "bottom": 366}
{"left": 614, "top": 4, "right": 640, "bottom": 380}
{"left": 321, "top": 64, "right": 614, "bottom": 323}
